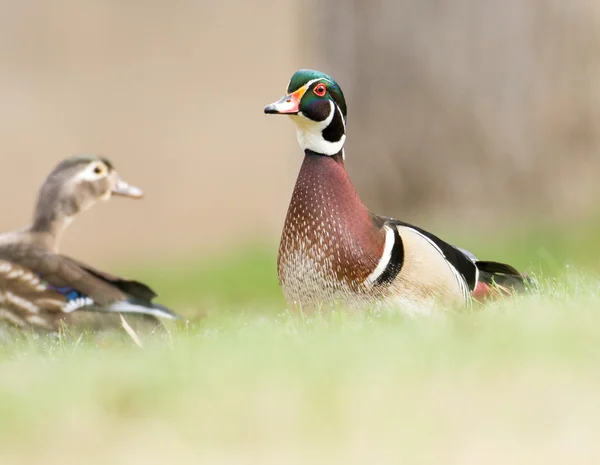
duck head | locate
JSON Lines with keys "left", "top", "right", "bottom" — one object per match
{"left": 31, "top": 155, "right": 143, "bottom": 243}
{"left": 264, "top": 69, "right": 347, "bottom": 157}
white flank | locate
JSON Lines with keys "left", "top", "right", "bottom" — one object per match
{"left": 406, "top": 227, "right": 471, "bottom": 305}
{"left": 364, "top": 225, "right": 396, "bottom": 285}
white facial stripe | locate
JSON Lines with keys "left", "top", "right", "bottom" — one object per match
{"left": 287, "top": 77, "right": 335, "bottom": 99}
{"left": 301, "top": 77, "right": 334, "bottom": 90}
{"left": 293, "top": 100, "right": 346, "bottom": 156}
{"left": 269, "top": 79, "right": 328, "bottom": 114}
{"left": 364, "top": 225, "right": 396, "bottom": 285}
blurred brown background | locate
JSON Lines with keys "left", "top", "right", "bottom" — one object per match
{"left": 1, "top": 0, "right": 599, "bottom": 265}
{"left": 314, "top": 0, "right": 600, "bottom": 226}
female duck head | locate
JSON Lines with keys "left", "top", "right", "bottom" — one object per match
{"left": 32, "top": 155, "right": 143, "bottom": 234}
{"left": 264, "top": 69, "right": 347, "bottom": 157}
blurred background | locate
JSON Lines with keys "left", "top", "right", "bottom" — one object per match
{"left": 1, "top": 0, "right": 600, "bottom": 305}
{"left": 2, "top": 5, "right": 600, "bottom": 464}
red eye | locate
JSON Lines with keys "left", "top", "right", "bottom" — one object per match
{"left": 314, "top": 83, "right": 327, "bottom": 97}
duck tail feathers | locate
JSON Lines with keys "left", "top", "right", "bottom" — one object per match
{"left": 473, "top": 260, "right": 537, "bottom": 300}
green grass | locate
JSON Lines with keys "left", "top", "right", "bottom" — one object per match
{"left": 2, "top": 228, "right": 600, "bottom": 464}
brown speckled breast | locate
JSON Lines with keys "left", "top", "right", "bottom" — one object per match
{"left": 278, "top": 153, "right": 385, "bottom": 310}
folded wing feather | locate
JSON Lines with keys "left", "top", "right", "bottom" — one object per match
{"left": 0, "top": 243, "right": 176, "bottom": 329}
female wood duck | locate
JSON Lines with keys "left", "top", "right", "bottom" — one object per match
{"left": 0, "top": 155, "right": 179, "bottom": 330}
{"left": 264, "top": 69, "right": 528, "bottom": 312}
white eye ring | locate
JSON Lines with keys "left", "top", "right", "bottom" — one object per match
{"left": 92, "top": 164, "right": 105, "bottom": 175}
{"left": 74, "top": 162, "right": 109, "bottom": 182}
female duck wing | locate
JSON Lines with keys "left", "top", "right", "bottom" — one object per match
{"left": 1, "top": 243, "right": 125, "bottom": 304}
{"left": 0, "top": 243, "right": 179, "bottom": 327}
{"left": 63, "top": 257, "right": 157, "bottom": 302}
{"left": 51, "top": 256, "right": 179, "bottom": 320}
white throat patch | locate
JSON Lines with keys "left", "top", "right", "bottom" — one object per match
{"left": 291, "top": 100, "right": 346, "bottom": 156}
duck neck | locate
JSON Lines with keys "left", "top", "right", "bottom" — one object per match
{"left": 29, "top": 191, "right": 77, "bottom": 252}
{"left": 294, "top": 101, "right": 347, "bottom": 156}
{"left": 279, "top": 149, "right": 386, "bottom": 283}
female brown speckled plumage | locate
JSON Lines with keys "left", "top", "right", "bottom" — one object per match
{"left": 265, "top": 69, "right": 529, "bottom": 312}
{"left": 0, "top": 155, "right": 180, "bottom": 330}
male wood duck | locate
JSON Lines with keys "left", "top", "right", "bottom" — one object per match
{"left": 264, "top": 69, "right": 528, "bottom": 312}
{"left": 0, "top": 155, "right": 179, "bottom": 330}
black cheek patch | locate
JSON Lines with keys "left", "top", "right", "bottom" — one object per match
{"left": 306, "top": 100, "right": 331, "bottom": 122}
{"left": 322, "top": 105, "right": 345, "bottom": 143}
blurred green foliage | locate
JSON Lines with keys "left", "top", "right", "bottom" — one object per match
{"left": 0, "top": 223, "right": 600, "bottom": 464}
{"left": 117, "top": 219, "right": 600, "bottom": 319}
